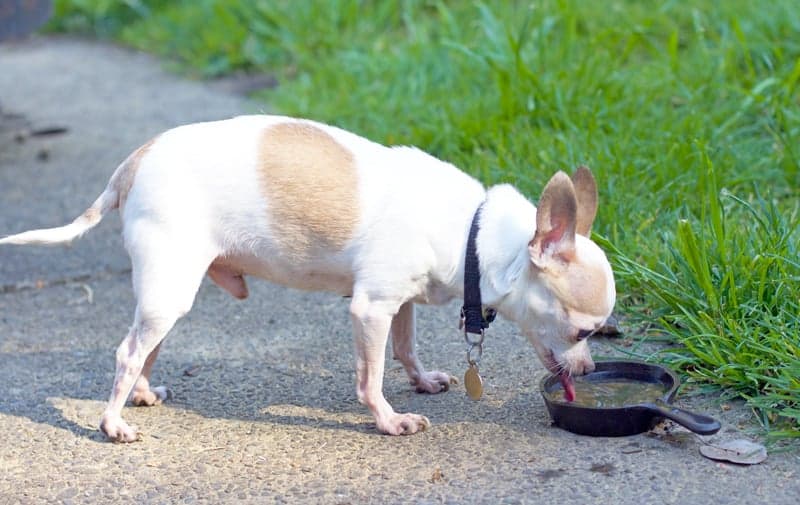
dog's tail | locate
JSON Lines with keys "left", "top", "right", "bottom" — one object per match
{"left": 0, "top": 189, "right": 117, "bottom": 246}
{"left": 0, "top": 147, "right": 143, "bottom": 246}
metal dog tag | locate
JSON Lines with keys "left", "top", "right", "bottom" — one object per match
{"left": 464, "top": 361, "right": 483, "bottom": 400}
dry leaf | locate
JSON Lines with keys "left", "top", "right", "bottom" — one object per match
{"left": 183, "top": 365, "right": 202, "bottom": 377}
{"left": 699, "top": 439, "right": 767, "bottom": 465}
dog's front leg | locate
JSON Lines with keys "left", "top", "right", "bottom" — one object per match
{"left": 350, "top": 295, "right": 431, "bottom": 435}
{"left": 391, "top": 301, "right": 453, "bottom": 394}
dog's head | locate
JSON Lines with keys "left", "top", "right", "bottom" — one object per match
{"left": 516, "top": 167, "right": 616, "bottom": 390}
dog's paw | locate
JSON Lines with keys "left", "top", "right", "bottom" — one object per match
{"left": 377, "top": 413, "right": 431, "bottom": 436}
{"left": 411, "top": 371, "right": 455, "bottom": 394}
{"left": 131, "top": 386, "right": 172, "bottom": 407}
{"left": 99, "top": 414, "right": 141, "bottom": 443}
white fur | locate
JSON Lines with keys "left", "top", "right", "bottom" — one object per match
{"left": 0, "top": 115, "right": 616, "bottom": 441}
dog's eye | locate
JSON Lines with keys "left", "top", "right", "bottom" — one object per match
{"left": 576, "top": 329, "right": 594, "bottom": 341}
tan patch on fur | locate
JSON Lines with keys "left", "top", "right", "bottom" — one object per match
{"left": 82, "top": 207, "right": 101, "bottom": 223}
{"left": 552, "top": 258, "right": 611, "bottom": 324}
{"left": 114, "top": 136, "right": 158, "bottom": 210}
{"left": 258, "top": 122, "right": 359, "bottom": 258}
{"left": 570, "top": 166, "right": 598, "bottom": 237}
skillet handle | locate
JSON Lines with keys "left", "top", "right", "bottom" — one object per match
{"left": 639, "top": 401, "right": 721, "bottom": 435}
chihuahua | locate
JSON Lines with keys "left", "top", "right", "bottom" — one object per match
{"left": 0, "top": 115, "right": 615, "bottom": 441}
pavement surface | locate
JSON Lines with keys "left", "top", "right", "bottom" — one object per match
{"left": 0, "top": 37, "right": 797, "bottom": 504}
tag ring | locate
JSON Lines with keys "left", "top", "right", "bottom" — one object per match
{"left": 465, "top": 329, "right": 484, "bottom": 364}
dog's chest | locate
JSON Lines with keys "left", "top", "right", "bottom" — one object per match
{"left": 412, "top": 283, "right": 456, "bottom": 305}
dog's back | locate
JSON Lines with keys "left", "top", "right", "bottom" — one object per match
{"left": 125, "top": 115, "right": 485, "bottom": 295}
{"left": 1, "top": 115, "right": 484, "bottom": 296}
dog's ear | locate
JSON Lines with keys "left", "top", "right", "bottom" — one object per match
{"left": 571, "top": 166, "right": 598, "bottom": 237}
{"left": 529, "top": 171, "right": 577, "bottom": 269}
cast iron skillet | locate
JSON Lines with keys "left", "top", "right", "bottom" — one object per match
{"left": 539, "top": 359, "right": 721, "bottom": 437}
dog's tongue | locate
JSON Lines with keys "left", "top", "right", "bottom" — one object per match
{"left": 559, "top": 372, "right": 575, "bottom": 402}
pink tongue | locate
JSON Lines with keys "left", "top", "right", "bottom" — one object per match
{"left": 559, "top": 373, "right": 575, "bottom": 402}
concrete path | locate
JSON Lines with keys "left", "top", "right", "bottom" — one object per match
{"left": 0, "top": 37, "right": 797, "bottom": 504}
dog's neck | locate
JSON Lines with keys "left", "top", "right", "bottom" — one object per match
{"left": 470, "top": 184, "right": 536, "bottom": 311}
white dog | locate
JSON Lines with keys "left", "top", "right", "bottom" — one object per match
{"left": 0, "top": 115, "right": 615, "bottom": 442}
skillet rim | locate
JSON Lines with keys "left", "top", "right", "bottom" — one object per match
{"left": 539, "top": 358, "right": 681, "bottom": 413}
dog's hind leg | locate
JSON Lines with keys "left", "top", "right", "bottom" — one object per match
{"left": 391, "top": 301, "right": 454, "bottom": 394}
{"left": 99, "top": 226, "right": 217, "bottom": 442}
{"left": 129, "top": 259, "right": 249, "bottom": 408}
{"left": 129, "top": 342, "right": 170, "bottom": 407}
{"left": 100, "top": 313, "right": 178, "bottom": 442}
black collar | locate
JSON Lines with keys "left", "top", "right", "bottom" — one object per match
{"left": 461, "top": 203, "right": 496, "bottom": 334}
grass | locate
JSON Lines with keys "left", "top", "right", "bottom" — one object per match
{"left": 47, "top": 0, "right": 799, "bottom": 440}
{"left": 600, "top": 153, "right": 800, "bottom": 439}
